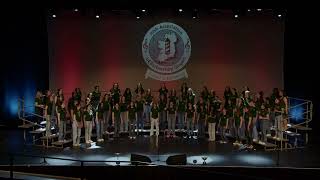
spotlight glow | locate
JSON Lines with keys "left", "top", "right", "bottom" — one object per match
{"left": 96, "top": 15, "right": 100, "bottom": 18}
{"left": 236, "top": 154, "right": 273, "bottom": 165}
{"left": 234, "top": 14, "right": 239, "bottom": 18}
{"left": 105, "top": 156, "right": 131, "bottom": 166}
{"left": 136, "top": 16, "right": 140, "bottom": 19}
{"left": 179, "top": 9, "right": 183, "bottom": 12}
{"left": 257, "top": 9, "right": 262, "bottom": 11}
{"left": 142, "top": 9, "right": 146, "bottom": 12}
{"left": 52, "top": 14, "right": 56, "bottom": 18}
{"left": 74, "top": 8, "right": 78, "bottom": 12}
{"left": 278, "top": 14, "right": 282, "bottom": 17}
{"left": 187, "top": 155, "right": 225, "bottom": 165}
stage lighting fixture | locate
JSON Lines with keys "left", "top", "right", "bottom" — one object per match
{"left": 136, "top": 16, "right": 140, "bottom": 19}
{"left": 247, "top": 9, "right": 251, "bottom": 12}
{"left": 52, "top": 14, "right": 56, "bottom": 18}
{"left": 142, "top": 9, "right": 146, "bottom": 12}
{"left": 96, "top": 15, "right": 100, "bottom": 18}
{"left": 179, "top": 9, "right": 183, "bottom": 12}
{"left": 278, "top": 14, "right": 282, "bottom": 17}
{"left": 234, "top": 14, "right": 238, "bottom": 18}
{"left": 257, "top": 9, "right": 262, "bottom": 11}
{"left": 201, "top": 156, "right": 208, "bottom": 165}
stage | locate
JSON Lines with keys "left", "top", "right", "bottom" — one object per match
{"left": 1, "top": 129, "right": 320, "bottom": 168}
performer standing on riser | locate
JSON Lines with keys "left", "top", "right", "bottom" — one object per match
{"left": 177, "top": 96, "right": 187, "bottom": 133}
{"left": 135, "top": 95, "right": 144, "bottom": 135}
{"left": 119, "top": 96, "right": 128, "bottom": 133}
{"left": 167, "top": 101, "right": 177, "bottom": 138}
{"left": 112, "top": 103, "right": 121, "bottom": 138}
{"left": 150, "top": 100, "right": 160, "bottom": 137}
{"left": 186, "top": 102, "right": 195, "bottom": 139}
{"left": 57, "top": 102, "right": 67, "bottom": 142}
{"left": 72, "top": 101, "right": 82, "bottom": 147}
{"left": 144, "top": 89, "right": 153, "bottom": 126}
{"left": 96, "top": 101, "right": 105, "bottom": 142}
{"left": 128, "top": 101, "right": 137, "bottom": 139}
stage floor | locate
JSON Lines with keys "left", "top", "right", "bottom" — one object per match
{"left": 1, "top": 129, "right": 320, "bottom": 168}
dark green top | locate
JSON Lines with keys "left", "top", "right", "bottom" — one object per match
{"left": 198, "top": 109, "right": 206, "bottom": 120}
{"left": 35, "top": 97, "right": 43, "bottom": 115}
{"left": 144, "top": 95, "right": 153, "bottom": 105}
{"left": 97, "top": 104, "right": 104, "bottom": 119}
{"left": 110, "top": 88, "right": 121, "bottom": 103}
{"left": 159, "top": 88, "right": 168, "bottom": 97}
{"left": 177, "top": 100, "right": 187, "bottom": 112}
{"left": 269, "top": 94, "right": 277, "bottom": 111}
{"left": 201, "top": 91, "right": 209, "bottom": 102}
{"left": 259, "top": 108, "right": 269, "bottom": 118}
{"left": 225, "top": 104, "right": 234, "bottom": 118}
{"left": 220, "top": 114, "right": 228, "bottom": 126}
{"left": 120, "top": 103, "right": 127, "bottom": 112}
{"left": 213, "top": 100, "right": 221, "bottom": 112}
{"left": 186, "top": 108, "right": 195, "bottom": 118}
{"left": 75, "top": 92, "right": 81, "bottom": 102}
{"left": 187, "top": 94, "right": 195, "bottom": 104}
{"left": 128, "top": 106, "right": 136, "bottom": 120}
{"left": 84, "top": 111, "right": 93, "bottom": 121}
{"left": 113, "top": 109, "right": 121, "bottom": 119}
{"left": 168, "top": 96, "right": 177, "bottom": 105}
{"left": 249, "top": 106, "right": 257, "bottom": 117}
{"left": 45, "top": 98, "right": 53, "bottom": 115}
{"left": 136, "top": 100, "right": 144, "bottom": 112}
{"left": 207, "top": 110, "right": 216, "bottom": 123}
{"left": 234, "top": 107, "right": 243, "bottom": 126}
{"left": 58, "top": 106, "right": 67, "bottom": 121}
{"left": 196, "top": 102, "right": 205, "bottom": 113}
{"left": 151, "top": 106, "right": 160, "bottom": 119}
{"left": 124, "top": 92, "right": 132, "bottom": 103}
{"left": 167, "top": 107, "right": 176, "bottom": 115}
{"left": 74, "top": 108, "right": 81, "bottom": 122}
{"left": 159, "top": 99, "right": 167, "bottom": 111}
{"left": 103, "top": 101, "right": 110, "bottom": 112}
{"left": 91, "top": 91, "right": 101, "bottom": 104}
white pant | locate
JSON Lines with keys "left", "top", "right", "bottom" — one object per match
{"left": 208, "top": 123, "right": 216, "bottom": 141}
{"left": 85, "top": 121, "right": 92, "bottom": 143}
{"left": 72, "top": 121, "right": 81, "bottom": 145}
{"left": 150, "top": 117, "right": 159, "bottom": 136}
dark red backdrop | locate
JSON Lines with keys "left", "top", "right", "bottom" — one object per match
{"left": 48, "top": 10, "right": 284, "bottom": 97}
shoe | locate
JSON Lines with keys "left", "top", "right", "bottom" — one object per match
{"left": 85, "top": 141, "right": 90, "bottom": 144}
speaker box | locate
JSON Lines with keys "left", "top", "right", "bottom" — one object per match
{"left": 131, "top": 154, "right": 152, "bottom": 165}
{"left": 166, "top": 154, "right": 187, "bottom": 165}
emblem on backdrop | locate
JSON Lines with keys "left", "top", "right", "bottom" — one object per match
{"left": 142, "top": 22, "right": 191, "bottom": 81}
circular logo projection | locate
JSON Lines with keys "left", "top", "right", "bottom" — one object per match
{"left": 142, "top": 22, "right": 191, "bottom": 81}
